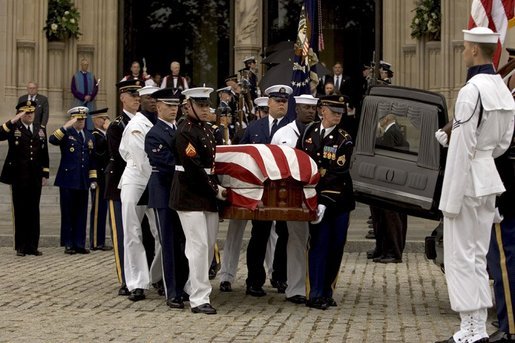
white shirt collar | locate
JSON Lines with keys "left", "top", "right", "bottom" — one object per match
{"left": 384, "top": 122, "right": 395, "bottom": 132}
{"left": 158, "top": 117, "right": 176, "bottom": 129}
{"left": 268, "top": 115, "right": 284, "bottom": 127}
{"left": 320, "top": 123, "right": 336, "bottom": 137}
{"left": 123, "top": 109, "right": 136, "bottom": 119}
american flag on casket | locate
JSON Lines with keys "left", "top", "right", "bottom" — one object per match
{"left": 214, "top": 144, "right": 320, "bottom": 211}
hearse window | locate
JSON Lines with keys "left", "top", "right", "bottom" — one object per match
{"left": 356, "top": 95, "right": 441, "bottom": 170}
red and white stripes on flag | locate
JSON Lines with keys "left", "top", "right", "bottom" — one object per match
{"left": 469, "top": 0, "right": 515, "bottom": 67}
{"left": 215, "top": 144, "right": 320, "bottom": 211}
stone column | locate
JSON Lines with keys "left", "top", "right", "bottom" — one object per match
{"left": 233, "top": 0, "right": 262, "bottom": 73}
{"left": 47, "top": 41, "right": 66, "bottom": 121}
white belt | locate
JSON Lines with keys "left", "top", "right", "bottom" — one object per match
{"left": 175, "top": 165, "right": 214, "bottom": 175}
{"left": 473, "top": 150, "right": 494, "bottom": 159}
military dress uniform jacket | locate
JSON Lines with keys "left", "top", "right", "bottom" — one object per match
{"left": 169, "top": 117, "right": 219, "bottom": 212}
{"left": 145, "top": 119, "right": 176, "bottom": 209}
{"left": 298, "top": 122, "right": 355, "bottom": 213}
{"left": 49, "top": 127, "right": 97, "bottom": 190}
{"left": 0, "top": 121, "right": 49, "bottom": 184}
{"left": 240, "top": 116, "right": 289, "bottom": 144}
{"left": 104, "top": 112, "right": 130, "bottom": 200}
{"left": 92, "top": 129, "right": 109, "bottom": 188}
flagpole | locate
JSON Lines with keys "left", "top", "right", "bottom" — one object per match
{"left": 373, "top": 0, "right": 383, "bottom": 83}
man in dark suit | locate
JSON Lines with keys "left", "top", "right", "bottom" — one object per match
{"left": 329, "top": 63, "right": 353, "bottom": 101}
{"left": 49, "top": 106, "right": 97, "bottom": 255}
{"left": 371, "top": 113, "right": 408, "bottom": 263}
{"left": 145, "top": 88, "right": 188, "bottom": 309}
{"left": 17, "top": 82, "right": 49, "bottom": 129}
{"left": 88, "top": 108, "right": 112, "bottom": 251}
{"left": 104, "top": 79, "right": 142, "bottom": 296}
{"left": 0, "top": 100, "right": 49, "bottom": 256}
{"left": 240, "top": 84, "right": 292, "bottom": 297}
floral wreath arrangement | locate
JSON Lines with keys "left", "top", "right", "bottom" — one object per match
{"left": 43, "top": 0, "right": 81, "bottom": 41}
{"left": 410, "top": 0, "right": 441, "bottom": 41}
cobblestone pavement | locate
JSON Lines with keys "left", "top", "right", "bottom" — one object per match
{"left": 0, "top": 247, "right": 497, "bottom": 342}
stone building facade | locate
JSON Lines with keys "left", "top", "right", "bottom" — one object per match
{"left": 1, "top": 0, "right": 514, "bottom": 126}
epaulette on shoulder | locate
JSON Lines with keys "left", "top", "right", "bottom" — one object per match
{"left": 338, "top": 128, "right": 352, "bottom": 141}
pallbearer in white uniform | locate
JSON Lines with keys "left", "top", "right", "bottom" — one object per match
{"left": 436, "top": 27, "right": 515, "bottom": 343}
{"left": 119, "top": 85, "right": 163, "bottom": 302}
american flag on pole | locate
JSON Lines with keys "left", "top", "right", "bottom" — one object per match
{"left": 469, "top": 0, "right": 515, "bottom": 68}
{"left": 215, "top": 144, "right": 320, "bottom": 211}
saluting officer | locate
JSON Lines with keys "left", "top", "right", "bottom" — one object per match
{"left": 49, "top": 106, "right": 97, "bottom": 255}
{"left": 88, "top": 108, "right": 112, "bottom": 251}
{"left": 0, "top": 100, "right": 49, "bottom": 256}
{"left": 119, "top": 85, "right": 162, "bottom": 302}
{"left": 144, "top": 88, "right": 189, "bottom": 309}
{"left": 170, "top": 87, "right": 228, "bottom": 315}
{"left": 297, "top": 95, "right": 355, "bottom": 310}
{"left": 105, "top": 79, "right": 142, "bottom": 296}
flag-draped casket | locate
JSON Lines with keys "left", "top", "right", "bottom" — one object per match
{"left": 215, "top": 144, "right": 320, "bottom": 221}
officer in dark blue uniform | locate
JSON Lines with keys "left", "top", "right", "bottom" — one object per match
{"left": 240, "top": 84, "right": 292, "bottom": 297}
{"left": 88, "top": 108, "right": 112, "bottom": 251}
{"left": 487, "top": 134, "right": 515, "bottom": 342}
{"left": 104, "top": 79, "right": 142, "bottom": 295}
{"left": 0, "top": 100, "right": 49, "bottom": 256}
{"left": 297, "top": 94, "right": 355, "bottom": 310}
{"left": 49, "top": 106, "right": 97, "bottom": 254}
{"left": 144, "top": 88, "right": 189, "bottom": 309}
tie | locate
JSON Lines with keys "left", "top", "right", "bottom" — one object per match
{"left": 172, "top": 124, "right": 177, "bottom": 131}
{"left": 335, "top": 76, "right": 340, "bottom": 90}
{"left": 270, "top": 118, "right": 278, "bottom": 137}
{"left": 27, "top": 125, "right": 32, "bottom": 135}
{"left": 78, "top": 131, "right": 84, "bottom": 143}
{"left": 320, "top": 128, "right": 326, "bottom": 145}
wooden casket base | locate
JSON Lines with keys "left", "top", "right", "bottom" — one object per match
{"left": 221, "top": 178, "right": 317, "bottom": 222}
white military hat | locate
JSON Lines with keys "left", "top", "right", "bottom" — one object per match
{"left": 67, "top": 106, "right": 89, "bottom": 119}
{"left": 182, "top": 87, "right": 214, "bottom": 104}
{"left": 463, "top": 27, "right": 500, "bottom": 44}
{"left": 254, "top": 97, "right": 269, "bottom": 108}
{"left": 264, "top": 85, "right": 293, "bottom": 98}
{"left": 216, "top": 86, "right": 232, "bottom": 94}
{"left": 243, "top": 56, "right": 256, "bottom": 63}
{"left": 138, "top": 85, "right": 160, "bottom": 96}
{"left": 294, "top": 94, "right": 319, "bottom": 105}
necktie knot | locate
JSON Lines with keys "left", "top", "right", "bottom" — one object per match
{"left": 271, "top": 118, "right": 278, "bottom": 136}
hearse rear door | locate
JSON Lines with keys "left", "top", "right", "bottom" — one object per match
{"left": 350, "top": 86, "right": 449, "bottom": 220}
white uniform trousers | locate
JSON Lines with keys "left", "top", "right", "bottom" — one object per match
{"left": 265, "top": 223, "right": 278, "bottom": 278}
{"left": 443, "top": 195, "right": 495, "bottom": 312}
{"left": 121, "top": 183, "right": 162, "bottom": 291}
{"left": 177, "top": 210, "right": 219, "bottom": 308}
{"left": 285, "top": 221, "right": 309, "bottom": 298}
{"left": 219, "top": 219, "right": 247, "bottom": 283}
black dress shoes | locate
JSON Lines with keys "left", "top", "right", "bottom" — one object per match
{"left": 182, "top": 293, "right": 190, "bottom": 302}
{"left": 276, "top": 281, "right": 287, "bottom": 294}
{"left": 366, "top": 249, "right": 381, "bottom": 259}
{"left": 435, "top": 337, "right": 489, "bottom": 343}
{"left": 324, "top": 297, "right": 337, "bottom": 307}
{"left": 128, "top": 288, "right": 145, "bottom": 301}
{"left": 118, "top": 284, "right": 130, "bottom": 296}
{"left": 166, "top": 297, "right": 184, "bottom": 309}
{"left": 306, "top": 297, "right": 328, "bottom": 310}
{"left": 490, "top": 330, "right": 514, "bottom": 342}
{"left": 219, "top": 281, "right": 232, "bottom": 292}
{"left": 152, "top": 281, "right": 165, "bottom": 296}
{"left": 271, "top": 280, "right": 287, "bottom": 293}
{"left": 286, "top": 295, "right": 306, "bottom": 304}
{"left": 377, "top": 256, "right": 402, "bottom": 264}
{"left": 246, "top": 285, "right": 266, "bottom": 297}
{"left": 75, "top": 248, "right": 90, "bottom": 254}
{"left": 16, "top": 250, "right": 25, "bottom": 257}
{"left": 92, "top": 245, "right": 113, "bottom": 251}
{"left": 191, "top": 303, "right": 217, "bottom": 314}
{"left": 64, "top": 247, "right": 76, "bottom": 255}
